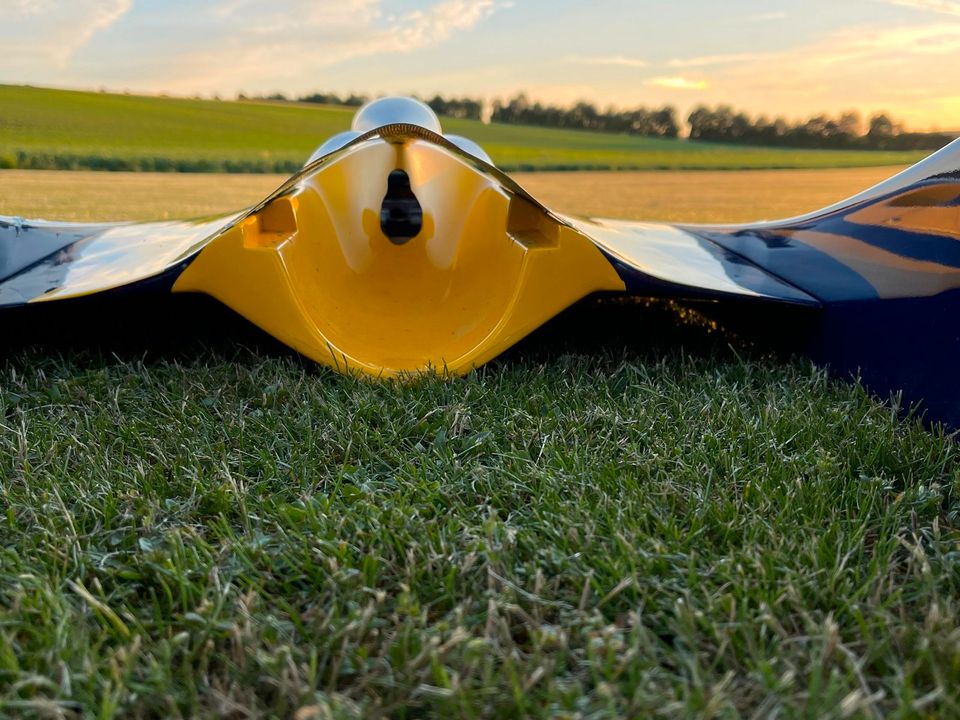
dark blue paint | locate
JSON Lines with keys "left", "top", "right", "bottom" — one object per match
{"left": 804, "top": 290, "right": 960, "bottom": 429}
{"left": 692, "top": 174, "right": 960, "bottom": 428}
{"left": 694, "top": 229, "right": 879, "bottom": 302}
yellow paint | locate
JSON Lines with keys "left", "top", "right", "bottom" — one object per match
{"left": 173, "top": 139, "right": 624, "bottom": 376}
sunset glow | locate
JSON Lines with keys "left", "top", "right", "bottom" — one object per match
{"left": 2, "top": 0, "right": 959, "bottom": 129}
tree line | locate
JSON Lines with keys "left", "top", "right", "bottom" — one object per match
{"left": 247, "top": 91, "right": 681, "bottom": 138}
{"left": 486, "top": 94, "right": 680, "bottom": 137}
{"left": 687, "top": 105, "right": 952, "bottom": 151}
{"left": 245, "top": 91, "right": 953, "bottom": 150}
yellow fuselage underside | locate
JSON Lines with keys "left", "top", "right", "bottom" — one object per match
{"left": 173, "top": 138, "right": 624, "bottom": 376}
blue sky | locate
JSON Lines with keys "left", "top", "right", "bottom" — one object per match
{"left": 2, "top": 0, "right": 960, "bottom": 128}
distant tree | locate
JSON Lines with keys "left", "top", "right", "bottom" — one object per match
{"left": 868, "top": 113, "right": 896, "bottom": 140}
{"left": 427, "top": 94, "right": 448, "bottom": 117}
{"left": 687, "top": 104, "right": 948, "bottom": 151}
{"left": 425, "top": 95, "right": 482, "bottom": 120}
{"left": 730, "top": 111, "right": 752, "bottom": 141}
{"left": 300, "top": 92, "right": 345, "bottom": 105}
{"left": 650, "top": 107, "right": 680, "bottom": 138}
{"left": 248, "top": 90, "right": 947, "bottom": 149}
{"left": 838, "top": 111, "right": 863, "bottom": 138}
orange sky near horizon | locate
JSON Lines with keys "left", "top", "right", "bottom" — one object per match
{"left": 2, "top": 1, "right": 960, "bottom": 131}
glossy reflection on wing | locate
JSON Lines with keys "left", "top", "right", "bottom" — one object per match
{"left": 305, "top": 130, "right": 362, "bottom": 165}
{"left": 444, "top": 135, "right": 493, "bottom": 165}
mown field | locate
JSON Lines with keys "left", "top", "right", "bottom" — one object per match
{"left": 0, "top": 171, "right": 958, "bottom": 718}
{"left": 0, "top": 85, "right": 931, "bottom": 173}
{"left": 0, "top": 166, "right": 905, "bottom": 223}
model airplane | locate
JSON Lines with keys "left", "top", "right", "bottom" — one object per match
{"left": 3, "top": 97, "right": 960, "bottom": 427}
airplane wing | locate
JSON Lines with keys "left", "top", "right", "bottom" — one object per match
{"left": 2, "top": 96, "right": 958, "bottom": 426}
{"left": 579, "top": 144, "right": 960, "bottom": 429}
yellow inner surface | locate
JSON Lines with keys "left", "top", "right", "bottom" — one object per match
{"left": 173, "top": 140, "right": 624, "bottom": 375}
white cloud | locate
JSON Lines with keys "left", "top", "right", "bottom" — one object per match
{"left": 667, "top": 52, "right": 770, "bottom": 69}
{"left": 567, "top": 55, "right": 648, "bottom": 68}
{"left": 675, "top": 23, "right": 960, "bottom": 127}
{"left": 209, "top": 0, "right": 381, "bottom": 32}
{"left": 6, "top": 0, "right": 56, "bottom": 16}
{"left": 730, "top": 24, "right": 960, "bottom": 72}
{"left": 141, "top": 0, "right": 510, "bottom": 93}
{"left": 0, "top": 0, "right": 131, "bottom": 67}
{"left": 746, "top": 11, "right": 788, "bottom": 21}
{"left": 881, "top": 0, "right": 960, "bottom": 15}
{"left": 647, "top": 76, "right": 710, "bottom": 90}
{"left": 0, "top": 0, "right": 508, "bottom": 90}
{"left": 663, "top": 24, "right": 960, "bottom": 82}
{"left": 396, "top": 0, "right": 508, "bottom": 46}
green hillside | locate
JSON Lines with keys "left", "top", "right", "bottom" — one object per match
{"left": 0, "top": 85, "right": 931, "bottom": 172}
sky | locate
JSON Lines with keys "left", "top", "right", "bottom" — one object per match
{"left": 2, "top": 0, "right": 960, "bottom": 129}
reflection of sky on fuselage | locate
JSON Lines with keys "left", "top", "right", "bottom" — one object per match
{"left": 0, "top": 216, "right": 237, "bottom": 306}
{"left": 571, "top": 217, "right": 818, "bottom": 306}
{"left": 2, "top": 1, "right": 959, "bottom": 129}
{"left": 0, "top": 217, "right": 103, "bottom": 285}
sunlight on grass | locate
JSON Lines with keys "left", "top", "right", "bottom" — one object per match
{"left": 1, "top": 349, "right": 957, "bottom": 717}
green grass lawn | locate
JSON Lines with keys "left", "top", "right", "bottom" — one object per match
{"left": 1, "top": 298, "right": 958, "bottom": 718}
{"left": 0, "top": 85, "right": 931, "bottom": 173}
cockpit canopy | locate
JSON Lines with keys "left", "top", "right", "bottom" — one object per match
{"left": 305, "top": 96, "right": 493, "bottom": 167}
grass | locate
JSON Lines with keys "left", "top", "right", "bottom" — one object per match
{"left": 0, "top": 85, "right": 931, "bottom": 173}
{"left": 1, "top": 336, "right": 958, "bottom": 719}
{"left": 1, "top": 173, "right": 958, "bottom": 718}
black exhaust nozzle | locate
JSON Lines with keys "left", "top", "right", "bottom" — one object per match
{"left": 380, "top": 169, "right": 423, "bottom": 245}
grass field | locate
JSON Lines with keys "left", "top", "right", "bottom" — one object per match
{"left": 0, "top": 171, "right": 958, "bottom": 718}
{"left": 0, "top": 85, "right": 932, "bottom": 173}
{"left": 0, "top": 166, "right": 905, "bottom": 223}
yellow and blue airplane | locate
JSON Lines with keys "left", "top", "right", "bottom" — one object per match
{"left": 3, "top": 98, "right": 959, "bottom": 425}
